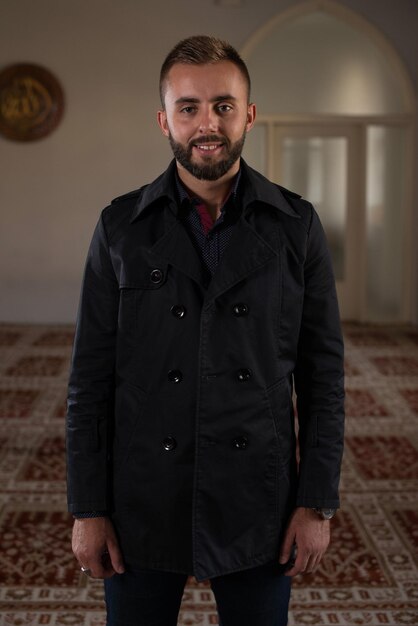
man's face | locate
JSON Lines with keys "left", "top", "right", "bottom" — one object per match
{"left": 158, "top": 61, "right": 256, "bottom": 181}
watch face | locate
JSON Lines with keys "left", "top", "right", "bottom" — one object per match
{"left": 314, "top": 508, "right": 337, "bottom": 519}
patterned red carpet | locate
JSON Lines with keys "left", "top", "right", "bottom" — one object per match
{"left": 0, "top": 323, "right": 417, "bottom": 625}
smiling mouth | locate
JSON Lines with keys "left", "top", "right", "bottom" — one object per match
{"left": 193, "top": 143, "right": 223, "bottom": 152}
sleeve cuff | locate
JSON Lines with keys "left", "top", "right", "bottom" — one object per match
{"left": 72, "top": 511, "right": 107, "bottom": 519}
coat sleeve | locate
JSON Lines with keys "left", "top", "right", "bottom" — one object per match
{"left": 66, "top": 211, "right": 119, "bottom": 514}
{"left": 293, "top": 206, "right": 345, "bottom": 509}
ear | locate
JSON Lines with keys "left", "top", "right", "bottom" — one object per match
{"left": 245, "top": 103, "right": 256, "bottom": 133}
{"left": 157, "top": 109, "right": 170, "bottom": 137}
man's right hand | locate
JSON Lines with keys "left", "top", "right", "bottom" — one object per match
{"left": 72, "top": 517, "right": 125, "bottom": 578}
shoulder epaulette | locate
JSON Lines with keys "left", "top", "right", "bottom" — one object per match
{"left": 111, "top": 186, "right": 146, "bottom": 205}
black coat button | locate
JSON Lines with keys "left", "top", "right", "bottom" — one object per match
{"left": 150, "top": 268, "right": 164, "bottom": 284}
{"left": 171, "top": 304, "right": 186, "bottom": 318}
{"left": 168, "top": 369, "right": 183, "bottom": 383}
{"left": 163, "top": 436, "right": 177, "bottom": 451}
{"left": 232, "top": 436, "right": 249, "bottom": 450}
{"left": 232, "top": 303, "right": 249, "bottom": 317}
{"left": 237, "top": 368, "right": 252, "bottom": 382}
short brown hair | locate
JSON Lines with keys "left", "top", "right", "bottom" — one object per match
{"left": 159, "top": 35, "right": 251, "bottom": 107}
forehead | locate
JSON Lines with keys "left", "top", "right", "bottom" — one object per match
{"left": 164, "top": 61, "right": 248, "bottom": 103}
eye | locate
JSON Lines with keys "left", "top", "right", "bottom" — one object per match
{"left": 180, "top": 106, "right": 196, "bottom": 114}
{"left": 217, "top": 104, "right": 233, "bottom": 113}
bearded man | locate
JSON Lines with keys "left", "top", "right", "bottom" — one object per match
{"left": 67, "top": 35, "right": 345, "bottom": 626}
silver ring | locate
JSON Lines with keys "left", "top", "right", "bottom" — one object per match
{"left": 81, "top": 566, "right": 92, "bottom": 576}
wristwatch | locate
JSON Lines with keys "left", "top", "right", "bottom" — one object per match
{"left": 313, "top": 508, "right": 337, "bottom": 520}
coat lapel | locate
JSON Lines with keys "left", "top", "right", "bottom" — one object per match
{"left": 204, "top": 161, "right": 301, "bottom": 305}
{"left": 204, "top": 214, "right": 279, "bottom": 305}
{"left": 130, "top": 159, "right": 301, "bottom": 296}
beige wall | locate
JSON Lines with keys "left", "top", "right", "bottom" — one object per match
{"left": 0, "top": 0, "right": 417, "bottom": 323}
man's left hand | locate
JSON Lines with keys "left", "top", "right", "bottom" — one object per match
{"left": 279, "top": 507, "right": 330, "bottom": 576}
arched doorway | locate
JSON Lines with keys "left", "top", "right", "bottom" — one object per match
{"left": 241, "top": 0, "right": 416, "bottom": 322}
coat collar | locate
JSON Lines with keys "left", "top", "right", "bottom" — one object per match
{"left": 129, "top": 159, "right": 302, "bottom": 301}
{"left": 239, "top": 160, "right": 301, "bottom": 219}
{"left": 130, "top": 159, "right": 301, "bottom": 223}
{"left": 129, "top": 160, "right": 178, "bottom": 223}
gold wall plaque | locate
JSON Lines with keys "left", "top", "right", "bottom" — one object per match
{"left": 0, "top": 63, "right": 64, "bottom": 142}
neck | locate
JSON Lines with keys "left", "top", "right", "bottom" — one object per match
{"left": 176, "top": 159, "right": 240, "bottom": 220}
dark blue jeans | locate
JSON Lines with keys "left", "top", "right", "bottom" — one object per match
{"left": 104, "top": 561, "right": 291, "bottom": 626}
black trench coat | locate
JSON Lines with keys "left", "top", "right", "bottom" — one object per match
{"left": 67, "top": 159, "right": 344, "bottom": 581}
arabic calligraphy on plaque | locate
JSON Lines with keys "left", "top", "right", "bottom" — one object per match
{"left": 0, "top": 64, "right": 64, "bottom": 142}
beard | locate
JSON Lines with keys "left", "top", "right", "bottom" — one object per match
{"left": 168, "top": 130, "right": 247, "bottom": 181}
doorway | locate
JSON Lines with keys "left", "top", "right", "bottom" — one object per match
{"left": 273, "top": 124, "right": 363, "bottom": 320}
{"left": 241, "top": 1, "right": 415, "bottom": 322}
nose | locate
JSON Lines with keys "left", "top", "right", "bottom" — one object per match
{"left": 198, "top": 106, "right": 218, "bottom": 134}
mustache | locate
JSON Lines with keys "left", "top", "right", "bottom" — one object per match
{"left": 190, "top": 135, "right": 226, "bottom": 146}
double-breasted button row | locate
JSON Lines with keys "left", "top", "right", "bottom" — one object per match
{"left": 168, "top": 305, "right": 185, "bottom": 384}
{"left": 170, "top": 301, "right": 246, "bottom": 317}
{"left": 171, "top": 302, "right": 247, "bottom": 317}
{"left": 163, "top": 436, "right": 249, "bottom": 452}
{"left": 169, "top": 369, "right": 252, "bottom": 383}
